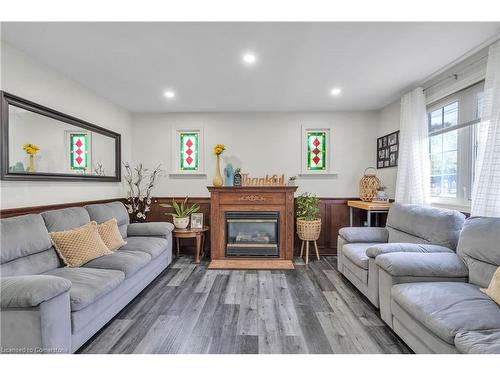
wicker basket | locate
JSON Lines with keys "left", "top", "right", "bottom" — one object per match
{"left": 359, "top": 167, "right": 381, "bottom": 202}
{"left": 296, "top": 218, "right": 322, "bottom": 241}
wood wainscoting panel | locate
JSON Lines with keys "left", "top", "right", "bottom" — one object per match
{"left": 0, "top": 198, "right": 126, "bottom": 219}
{"left": 1, "top": 195, "right": 357, "bottom": 256}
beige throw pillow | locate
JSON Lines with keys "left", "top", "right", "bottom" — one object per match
{"left": 50, "top": 222, "right": 112, "bottom": 267}
{"left": 98, "top": 218, "right": 126, "bottom": 251}
{"left": 481, "top": 266, "right": 500, "bottom": 305}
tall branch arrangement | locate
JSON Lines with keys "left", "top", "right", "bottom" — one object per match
{"left": 123, "top": 162, "right": 162, "bottom": 222}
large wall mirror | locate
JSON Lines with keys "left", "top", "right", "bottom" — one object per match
{"left": 1, "top": 91, "right": 121, "bottom": 181}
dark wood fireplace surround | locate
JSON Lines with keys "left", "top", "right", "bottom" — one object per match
{"left": 207, "top": 186, "right": 297, "bottom": 270}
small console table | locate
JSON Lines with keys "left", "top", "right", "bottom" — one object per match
{"left": 347, "top": 200, "right": 391, "bottom": 227}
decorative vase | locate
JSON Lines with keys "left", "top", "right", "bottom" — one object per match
{"left": 173, "top": 217, "right": 190, "bottom": 229}
{"left": 27, "top": 155, "right": 35, "bottom": 173}
{"left": 224, "top": 163, "right": 234, "bottom": 186}
{"left": 213, "top": 155, "right": 223, "bottom": 187}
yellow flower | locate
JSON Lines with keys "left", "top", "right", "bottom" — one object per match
{"left": 23, "top": 143, "right": 40, "bottom": 156}
{"left": 213, "top": 143, "right": 225, "bottom": 155}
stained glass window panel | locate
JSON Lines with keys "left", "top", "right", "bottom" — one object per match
{"left": 70, "top": 133, "right": 88, "bottom": 170}
{"left": 180, "top": 132, "right": 199, "bottom": 170}
{"left": 306, "top": 131, "right": 326, "bottom": 170}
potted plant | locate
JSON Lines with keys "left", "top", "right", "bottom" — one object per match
{"left": 160, "top": 197, "right": 200, "bottom": 229}
{"left": 296, "top": 192, "right": 321, "bottom": 241}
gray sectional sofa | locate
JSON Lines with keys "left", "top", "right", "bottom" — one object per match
{"left": 0, "top": 201, "right": 173, "bottom": 353}
{"left": 338, "top": 203, "right": 500, "bottom": 354}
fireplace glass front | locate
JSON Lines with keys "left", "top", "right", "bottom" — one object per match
{"left": 225, "top": 211, "right": 279, "bottom": 257}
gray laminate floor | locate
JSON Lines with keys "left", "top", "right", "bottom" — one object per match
{"left": 78, "top": 256, "right": 412, "bottom": 354}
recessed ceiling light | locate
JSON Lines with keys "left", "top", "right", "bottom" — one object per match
{"left": 330, "top": 88, "right": 342, "bottom": 96}
{"left": 164, "top": 90, "right": 175, "bottom": 99}
{"left": 242, "top": 52, "right": 257, "bottom": 65}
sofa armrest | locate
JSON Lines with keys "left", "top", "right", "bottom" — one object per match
{"left": 366, "top": 242, "right": 454, "bottom": 258}
{"left": 1, "top": 275, "right": 72, "bottom": 353}
{"left": 338, "top": 227, "right": 389, "bottom": 243}
{"left": 127, "top": 222, "right": 174, "bottom": 238}
{"left": 1, "top": 275, "right": 71, "bottom": 309}
{"left": 375, "top": 252, "right": 468, "bottom": 278}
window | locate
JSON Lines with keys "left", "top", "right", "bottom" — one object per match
{"left": 69, "top": 132, "right": 89, "bottom": 170}
{"left": 306, "top": 131, "right": 327, "bottom": 171}
{"left": 179, "top": 132, "right": 199, "bottom": 171}
{"left": 170, "top": 127, "right": 205, "bottom": 175}
{"left": 427, "top": 81, "right": 484, "bottom": 207}
{"left": 301, "top": 126, "right": 332, "bottom": 175}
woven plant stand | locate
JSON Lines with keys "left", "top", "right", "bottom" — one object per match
{"left": 297, "top": 219, "right": 321, "bottom": 265}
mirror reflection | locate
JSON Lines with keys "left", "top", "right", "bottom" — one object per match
{"left": 8, "top": 105, "right": 116, "bottom": 177}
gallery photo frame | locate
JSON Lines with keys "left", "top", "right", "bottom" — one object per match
{"left": 377, "top": 130, "right": 399, "bottom": 169}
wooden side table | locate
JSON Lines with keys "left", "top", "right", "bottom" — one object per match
{"left": 173, "top": 226, "right": 209, "bottom": 264}
{"left": 347, "top": 200, "right": 391, "bottom": 227}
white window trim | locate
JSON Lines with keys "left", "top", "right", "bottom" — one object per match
{"left": 299, "top": 125, "right": 337, "bottom": 176}
{"left": 169, "top": 126, "right": 206, "bottom": 176}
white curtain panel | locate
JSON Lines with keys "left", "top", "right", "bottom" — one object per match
{"left": 472, "top": 41, "right": 500, "bottom": 217}
{"left": 395, "top": 87, "right": 431, "bottom": 205}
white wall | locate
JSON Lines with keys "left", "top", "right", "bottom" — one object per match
{"left": 0, "top": 42, "right": 132, "bottom": 209}
{"left": 131, "top": 112, "right": 379, "bottom": 198}
{"left": 377, "top": 100, "right": 401, "bottom": 199}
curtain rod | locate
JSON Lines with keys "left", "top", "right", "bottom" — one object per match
{"left": 422, "top": 54, "right": 488, "bottom": 92}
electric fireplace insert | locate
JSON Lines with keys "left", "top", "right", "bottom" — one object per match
{"left": 225, "top": 211, "right": 279, "bottom": 257}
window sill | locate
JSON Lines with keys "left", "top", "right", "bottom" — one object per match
{"left": 431, "top": 201, "right": 471, "bottom": 214}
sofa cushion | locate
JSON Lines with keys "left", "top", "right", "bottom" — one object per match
{"left": 119, "top": 236, "right": 169, "bottom": 259}
{"left": 41, "top": 207, "right": 90, "bottom": 232}
{"left": 44, "top": 267, "right": 124, "bottom": 311}
{"left": 49, "top": 222, "right": 113, "bottom": 267}
{"left": 386, "top": 203, "right": 465, "bottom": 250}
{"left": 0, "top": 214, "right": 53, "bottom": 264}
{"left": 85, "top": 202, "right": 129, "bottom": 239}
{"left": 454, "top": 329, "right": 500, "bottom": 354}
{"left": 0, "top": 214, "right": 61, "bottom": 276}
{"left": 458, "top": 217, "right": 500, "bottom": 288}
{"left": 342, "top": 242, "right": 382, "bottom": 270}
{"left": 97, "top": 219, "right": 127, "bottom": 251}
{"left": 82, "top": 250, "right": 151, "bottom": 278}
{"left": 392, "top": 282, "right": 500, "bottom": 345}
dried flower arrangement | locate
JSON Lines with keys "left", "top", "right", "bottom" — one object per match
{"left": 123, "top": 162, "right": 162, "bottom": 222}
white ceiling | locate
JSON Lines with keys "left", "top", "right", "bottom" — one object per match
{"left": 1, "top": 22, "right": 499, "bottom": 112}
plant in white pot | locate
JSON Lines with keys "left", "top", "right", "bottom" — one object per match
{"left": 160, "top": 197, "right": 200, "bottom": 229}
{"left": 296, "top": 193, "right": 321, "bottom": 264}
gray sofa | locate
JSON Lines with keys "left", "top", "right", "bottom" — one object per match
{"left": 337, "top": 203, "right": 465, "bottom": 307}
{"left": 0, "top": 201, "right": 173, "bottom": 354}
{"left": 378, "top": 217, "right": 500, "bottom": 353}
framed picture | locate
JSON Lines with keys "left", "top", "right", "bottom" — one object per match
{"left": 191, "top": 213, "right": 203, "bottom": 229}
{"left": 377, "top": 130, "right": 399, "bottom": 169}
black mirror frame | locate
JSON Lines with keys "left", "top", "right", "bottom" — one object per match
{"left": 0, "top": 91, "right": 121, "bottom": 182}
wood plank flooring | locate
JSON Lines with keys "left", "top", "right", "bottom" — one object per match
{"left": 78, "top": 256, "right": 412, "bottom": 354}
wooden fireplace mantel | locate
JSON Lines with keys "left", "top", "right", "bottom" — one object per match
{"left": 207, "top": 185, "right": 298, "bottom": 269}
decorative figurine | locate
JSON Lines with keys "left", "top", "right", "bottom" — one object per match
{"left": 224, "top": 163, "right": 234, "bottom": 186}
{"left": 233, "top": 168, "right": 242, "bottom": 187}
